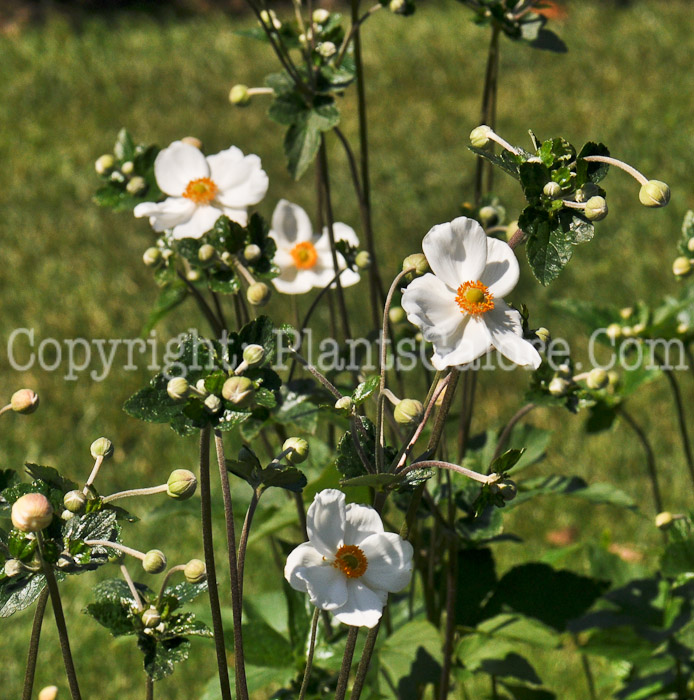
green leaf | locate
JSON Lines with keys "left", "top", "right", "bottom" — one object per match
{"left": 519, "top": 161, "right": 551, "bottom": 201}
{"left": 490, "top": 449, "right": 525, "bottom": 474}
{"left": 469, "top": 146, "right": 521, "bottom": 180}
{"left": 283, "top": 581, "right": 311, "bottom": 659}
{"left": 142, "top": 281, "right": 188, "bottom": 335}
{"left": 455, "top": 548, "right": 497, "bottom": 627}
{"left": 230, "top": 607, "right": 293, "bottom": 668}
{"left": 114, "top": 128, "right": 135, "bottom": 161}
{"left": 274, "top": 382, "right": 320, "bottom": 434}
{"left": 24, "top": 464, "right": 78, "bottom": 493}
{"left": 84, "top": 598, "right": 136, "bottom": 637}
{"left": 163, "top": 580, "right": 208, "bottom": 605}
{"left": 340, "top": 473, "right": 403, "bottom": 489}
{"left": 0, "top": 573, "right": 46, "bottom": 617}
{"left": 283, "top": 100, "right": 340, "bottom": 179}
{"left": 352, "top": 375, "right": 380, "bottom": 406}
{"left": 577, "top": 141, "right": 611, "bottom": 184}
{"left": 528, "top": 28, "right": 567, "bottom": 53}
{"left": 139, "top": 635, "right": 191, "bottom": 680}
{"left": 259, "top": 464, "right": 307, "bottom": 493}
{"left": 209, "top": 269, "right": 240, "bottom": 294}
{"left": 661, "top": 536, "right": 694, "bottom": 577}
{"left": 334, "top": 416, "right": 375, "bottom": 479}
{"left": 475, "top": 614, "right": 559, "bottom": 649}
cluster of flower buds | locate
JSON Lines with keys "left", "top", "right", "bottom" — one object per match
{"left": 94, "top": 134, "right": 162, "bottom": 197}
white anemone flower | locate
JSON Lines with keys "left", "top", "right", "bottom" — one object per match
{"left": 270, "top": 199, "right": 360, "bottom": 294}
{"left": 133, "top": 140, "right": 268, "bottom": 239}
{"left": 401, "top": 216, "right": 542, "bottom": 370}
{"left": 284, "top": 489, "right": 413, "bottom": 628}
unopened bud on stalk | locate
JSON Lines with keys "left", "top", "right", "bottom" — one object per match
{"left": 548, "top": 377, "right": 570, "bottom": 397}
{"left": 11, "top": 493, "right": 54, "bottom": 533}
{"left": 607, "top": 370, "right": 620, "bottom": 388}
{"left": 10, "top": 389, "right": 39, "bottom": 414}
{"left": 535, "top": 327, "right": 551, "bottom": 344}
{"left": 355, "top": 250, "right": 371, "bottom": 270}
{"left": 335, "top": 396, "right": 352, "bottom": 412}
{"left": 586, "top": 368, "right": 609, "bottom": 390}
{"left": 126, "top": 176, "right": 146, "bottom": 195}
{"left": 243, "top": 344, "right": 265, "bottom": 367}
{"left": 143, "top": 247, "right": 162, "bottom": 267}
{"left": 186, "top": 268, "right": 202, "bottom": 282}
{"left": 312, "top": 8, "right": 330, "bottom": 23}
{"left": 166, "top": 469, "right": 197, "bottom": 500}
{"left": 181, "top": 136, "right": 203, "bottom": 149}
{"left": 91, "top": 437, "right": 114, "bottom": 459}
{"left": 95, "top": 154, "right": 116, "bottom": 175}
{"left": 678, "top": 322, "right": 690, "bottom": 335}
{"left": 64, "top": 490, "right": 87, "bottom": 513}
{"left": 639, "top": 180, "right": 670, "bottom": 208}
{"left": 141, "top": 607, "right": 162, "bottom": 628}
{"left": 317, "top": 41, "right": 337, "bottom": 58}
{"left": 575, "top": 183, "right": 599, "bottom": 203}
{"left": 389, "top": 0, "right": 407, "bottom": 13}
{"left": 687, "top": 238, "right": 694, "bottom": 253}
{"left": 479, "top": 205, "right": 500, "bottom": 228}
{"left": 389, "top": 306, "right": 406, "bottom": 324}
{"left": 259, "top": 9, "right": 281, "bottom": 29}
{"left": 394, "top": 399, "right": 424, "bottom": 426}
{"left": 198, "top": 244, "right": 216, "bottom": 263}
{"left": 469, "top": 125, "right": 492, "bottom": 149}
{"left": 184, "top": 558, "right": 207, "bottom": 584}
{"left": 110, "top": 170, "right": 125, "bottom": 183}
{"left": 632, "top": 322, "right": 646, "bottom": 336}
{"left": 142, "top": 550, "right": 167, "bottom": 574}
{"left": 606, "top": 323, "right": 622, "bottom": 341}
{"left": 543, "top": 181, "right": 562, "bottom": 199}
{"left": 121, "top": 161, "right": 134, "bottom": 175}
{"left": 167, "top": 377, "right": 190, "bottom": 401}
{"left": 673, "top": 257, "right": 692, "bottom": 277}
{"left": 655, "top": 511, "right": 675, "bottom": 530}
{"left": 204, "top": 394, "right": 222, "bottom": 414}
{"left": 38, "top": 686, "right": 59, "bottom": 700}
{"left": 283, "top": 437, "right": 310, "bottom": 464}
{"left": 222, "top": 376, "right": 255, "bottom": 407}
{"left": 229, "top": 84, "right": 250, "bottom": 106}
{"left": 620, "top": 307, "right": 633, "bottom": 320}
{"left": 4, "top": 559, "right": 24, "bottom": 577}
{"left": 402, "top": 253, "right": 429, "bottom": 277}
{"left": 584, "top": 196, "right": 608, "bottom": 222}
{"left": 497, "top": 479, "right": 517, "bottom": 501}
{"left": 247, "top": 282, "right": 271, "bottom": 306}
{"left": 243, "top": 244, "right": 262, "bottom": 262}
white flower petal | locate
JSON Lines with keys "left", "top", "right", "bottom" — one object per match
{"left": 334, "top": 581, "right": 387, "bottom": 628}
{"left": 306, "top": 489, "right": 346, "bottom": 557}
{"left": 297, "top": 564, "right": 348, "bottom": 611}
{"left": 155, "top": 141, "right": 209, "bottom": 196}
{"left": 220, "top": 205, "right": 249, "bottom": 227}
{"left": 422, "top": 217, "right": 487, "bottom": 288}
{"left": 206, "top": 146, "right": 245, "bottom": 189}
{"left": 272, "top": 269, "right": 315, "bottom": 295}
{"left": 360, "top": 533, "right": 414, "bottom": 593}
{"left": 480, "top": 237, "right": 519, "bottom": 299}
{"left": 271, "top": 200, "right": 314, "bottom": 246}
{"left": 284, "top": 541, "right": 325, "bottom": 591}
{"left": 432, "top": 315, "right": 492, "bottom": 369}
{"left": 485, "top": 301, "right": 542, "bottom": 369}
{"left": 314, "top": 222, "right": 360, "bottom": 251}
{"left": 171, "top": 205, "right": 223, "bottom": 240}
{"left": 344, "top": 504, "right": 384, "bottom": 545}
{"left": 215, "top": 153, "right": 269, "bottom": 208}
{"left": 134, "top": 197, "right": 195, "bottom": 232}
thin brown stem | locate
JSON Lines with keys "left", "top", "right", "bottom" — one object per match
{"left": 298, "top": 608, "right": 321, "bottom": 700}
{"left": 237, "top": 488, "right": 261, "bottom": 597}
{"left": 334, "top": 626, "right": 359, "bottom": 700}
{"left": 351, "top": 621, "right": 381, "bottom": 700}
{"left": 146, "top": 676, "right": 154, "bottom": 700}
{"left": 22, "top": 587, "right": 49, "bottom": 700}
{"left": 659, "top": 362, "right": 694, "bottom": 488}
{"left": 178, "top": 271, "right": 223, "bottom": 337}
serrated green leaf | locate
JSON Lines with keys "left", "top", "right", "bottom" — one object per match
{"left": 24, "top": 464, "right": 78, "bottom": 493}
{"left": 340, "top": 473, "right": 402, "bottom": 489}
{"left": 0, "top": 573, "right": 47, "bottom": 617}
{"left": 283, "top": 100, "right": 340, "bottom": 179}
{"left": 139, "top": 635, "right": 191, "bottom": 680}
{"left": 259, "top": 465, "right": 307, "bottom": 493}
{"left": 577, "top": 141, "right": 611, "bottom": 184}
{"left": 352, "top": 375, "right": 380, "bottom": 405}
{"left": 469, "top": 146, "right": 521, "bottom": 180}
{"left": 84, "top": 599, "right": 136, "bottom": 637}
{"left": 334, "top": 416, "right": 375, "bottom": 479}
{"left": 209, "top": 269, "right": 240, "bottom": 294}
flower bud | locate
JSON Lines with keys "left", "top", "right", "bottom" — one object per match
{"left": 181, "top": 136, "right": 203, "bottom": 149}
{"left": 688, "top": 238, "right": 694, "bottom": 253}
{"left": 195, "top": 379, "right": 208, "bottom": 394}
{"left": 167, "top": 377, "right": 190, "bottom": 401}
{"left": 95, "top": 154, "right": 116, "bottom": 175}
{"left": 126, "top": 176, "right": 146, "bottom": 195}
{"left": 243, "top": 244, "right": 262, "bottom": 262}
{"left": 543, "top": 181, "right": 562, "bottom": 199}
{"left": 586, "top": 368, "right": 609, "bottom": 390}
{"left": 283, "top": 437, "right": 310, "bottom": 464}
{"left": 63, "top": 490, "right": 87, "bottom": 513}
{"left": 584, "top": 196, "right": 608, "bottom": 222}
{"left": 655, "top": 511, "right": 674, "bottom": 530}
{"left": 11, "top": 493, "right": 54, "bottom": 532}
{"left": 639, "top": 180, "right": 670, "bottom": 208}
{"left": 222, "top": 376, "right": 255, "bottom": 407}
{"left": 497, "top": 479, "right": 517, "bottom": 501}
{"left": 334, "top": 396, "right": 353, "bottom": 412}
{"left": 317, "top": 41, "right": 337, "bottom": 58}
{"left": 198, "top": 244, "right": 216, "bottom": 263}
{"left": 606, "top": 323, "right": 622, "bottom": 341}
{"left": 673, "top": 256, "right": 692, "bottom": 277}
{"left": 10, "top": 389, "right": 39, "bottom": 415}
{"left": 312, "top": 8, "right": 330, "bottom": 23}
{"left": 619, "top": 307, "right": 633, "bottom": 320}
{"left": 394, "top": 399, "right": 424, "bottom": 426}
{"left": 355, "top": 250, "right": 371, "bottom": 270}
{"left": 186, "top": 268, "right": 202, "bottom": 282}
{"left": 557, "top": 363, "right": 571, "bottom": 378}
{"left": 4, "top": 559, "right": 24, "bottom": 577}
{"left": 574, "top": 183, "right": 599, "bottom": 203}
{"left": 167, "top": 469, "right": 197, "bottom": 500}
{"left": 90, "top": 437, "right": 114, "bottom": 459}
{"left": 121, "top": 161, "right": 135, "bottom": 175}
{"left": 632, "top": 322, "right": 646, "bottom": 336}
{"left": 621, "top": 326, "right": 634, "bottom": 338}
{"left": 389, "top": 306, "right": 406, "bottom": 324}
{"left": 678, "top": 322, "right": 690, "bottom": 335}
{"left": 479, "top": 205, "right": 499, "bottom": 228}
{"left": 247, "top": 282, "right": 271, "bottom": 306}
{"left": 143, "top": 247, "right": 162, "bottom": 267}
{"left": 389, "top": 0, "right": 407, "bottom": 13}
{"left": 402, "top": 253, "right": 429, "bottom": 277}
{"left": 535, "top": 327, "right": 551, "bottom": 344}
{"left": 548, "top": 377, "right": 569, "bottom": 397}
{"left": 242, "top": 344, "right": 265, "bottom": 368}
{"left": 142, "top": 549, "right": 167, "bottom": 574}
{"left": 61, "top": 510, "right": 75, "bottom": 521}
{"left": 229, "top": 84, "right": 250, "bottom": 106}
{"left": 141, "top": 607, "right": 162, "bottom": 628}
{"left": 469, "top": 125, "right": 492, "bottom": 149}
{"left": 38, "top": 686, "right": 59, "bottom": 700}
{"left": 204, "top": 394, "right": 222, "bottom": 414}
{"left": 110, "top": 170, "right": 125, "bottom": 183}
{"left": 607, "top": 370, "right": 620, "bottom": 388}
{"left": 184, "top": 558, "right": 207, "bottom": 584}
{"left": 259, "top": 9, "right": 281, "bottom": 29}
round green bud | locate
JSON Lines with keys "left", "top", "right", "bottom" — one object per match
{"left": 548, "top": 377, "right": 569, "bottom": 397}
{"left": 619, "top": 307, "right": 633, "bottom": 320}
{"left": 586, "top": 368, "right": 609, "bottom": 390}
{"left": 229, "top": 84, "right": 250, "bottom": 107}
{"left": 243, "top": 244, "right": 262, "bottom": 262}
{"left": 479, "top": 205, "right": 499, "bottom": 228}
{"left": 355, "top": 250, "right": 371, "bottom": 270}
{"left": 312, "top": 8, "right": 330, "bottom": 23}
{"left": 222, "top": 376, "right": 255, "bottom": 407}
{"left": 688, "top": 238, "right": 694, "bottom": 253}
{"left": 143, "top": 247, "right": 162, "bottom": 268}
{"left": 389, "top": 306, "right": 406, "bottom": 325}
{"left": 141, "top": 607, "right": 162, "bottom": 628}
{"left": 402, "top": 253, "right": 429, "bottom": 277}
{"left": 242, "top": 344, "right": 265, "bottom": 367}
{"left": 95, "top": 154, "right": 116, "bottom": 175}
{"left": 543, "top": 181, "right": 562, "bottom": 199}
{"left": 607, "top": 370, "right": 620, "bottom": 388}
{"left": 497, "top": 479, "right": 517, "bottom": 502}
{"left": 535, "top": 327, "right": 551, "bottom": 344}
{"left": 621, "top": 326, "right": 634, "bottom": 338}
{"left": 90, "top": 437, "right": 114, "bottom": 459}
{"left": 584, "top": 196, "right": 608, "bottom": 222}
{"left": 167, "top": 377, "right": 190, "bottom": 401}
{"left": 195, "top": 379, "right": 208, "bottom": 394}
{"left": 394, "top": 399, "right": 424, "bottom": 426}
{"left": 142, "top": 549, "right": 167, "bottom": 574}
{"left": 198, "top": 244, "right": 216, "bottom": 263}
{"left": 10, "top": 389, "right": 39, "bottom": 415}
{"left": 334, "top": 396, "right": 353, "bottom": 412}
{"left": 110, "top": 170, "right": 125, "bottom": 183}
{"left": 469, "top": 125, "right": 492, "bottom": 149}
{"left": 606, "top": 323, "right": 622, "bottom": 341}
{"left": 121, "top": 160, "right": 134, "bottom": 175}
{"left": 63, "top": 490, "right": 87, "bottom": 513}
{"left": 673, "top": 256, "right": 691, "bottom": 277}
{"left": 11, "top": 493, "right": 54, "bottom": 533}
{"left": 38, "top": 686, "right": 59, "bottom": 700}
{"left": 678, "top": 322, "right": 690, "bottom": 335}
{"left": 247, "top": 282, "right": 271, "bottom": 306}
{"left": 283, "top": 437, "right": 310, "bottom": 464}
{"left": 204, "top": 394, "right": 222, "bottom": 414}
{"left": 655, "top": 511, "right": 674, "bottom": 530}
{"left": 61, "top": 510, "right": 76, "bottom": 521}
{"left": 186, "top": 268, "right": 202, "bottom": 282}
{"left": 317, "top": 41, "right": 336, "bottom": 58}
{"left": 181, "top": 136, "right": 203, "bottom": 149}
{"left": 184, "top": 558, "right": 207, "bottom": 584}
{"left": 639, "top": 180, "right": 670, "bottom": 208}
{"left": 167, "top": 469, "right": 197, "bottom": 500}
{"left": 574, "top": 183, "right": 599, "bottom": 203}
{"left": 126, "top": 176, "right": 146, "bottom": 195}
{"left": 389, "top": 0, "right": 408, "bottom": 13}
{"left": 4, "top": 559, "right": 24, "bottom": 577}
{"left": 557, "top": 363, "right": 571, "bottom": 378}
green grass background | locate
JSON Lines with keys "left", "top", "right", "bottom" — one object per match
{"left": 1, "top": 0, "right": 693, "bottom": 697}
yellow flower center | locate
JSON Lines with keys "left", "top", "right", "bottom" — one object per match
{"left": 182, "top": 177, "right": 218, "bottom": 205}
{"left": 333, "top": 544, "right": 368, "bottom": 579}
{"left": 455, "top": 280, "right": 494, "bottom": 315}
{"left": 290, "top": 241, "right": 319, "bottom": 270}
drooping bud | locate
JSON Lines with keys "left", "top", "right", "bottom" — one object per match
{"left": 402, "top": 253, "right": 429, "bottom": 277}
{"left": 229, "top": 84, "right": 250, "bottom": 106}
{"left": 38, "top": 686, "right": 59, "bottom": 700}
{"left": 243, "top": 244, "right": 262, "bottom": 262}
{"left": 655, "top": 511, "right": 674, "bottom": 530}
{"left": 121, "top": 161, "right": 135, "bottom": 175}
{"left": 535, "top": 327, "right": 551, "bottom": 344}
{"left": 394, "top": 399, "right": 424, "bottom": 426}
{"left": 11, "top": 493, "right": 54, "bottom": 533}
{"left": 584, "top": 196, "right": 608, "bottom": 222}
{"left": 10, "top": 389, "right": 39, "bottom": 414}
{"left": 312, "top": 8, "right": 330, "bottom": 23}
{"left": 497, "top": 479, "right": 517, "bottom": 501}
{"left": 389, "top": 0, "right": 408, "bottom": 14}
{"left": 543, "top": 181, "right": 562, "bottom": 199}
{"left": 90, "top": 437, "right": 114, "bottom": 459}
{"left": 142, "top": 549, "right": 167, "bottom": 574}
{"left": 167, "top": 469, "right": 197, "bottom": 500}
{"left": 548, "top": 377, "right": 570, "bottom": 397}
{"left": 470, "top": 125, "right": 492, "bottom": 149}
{"left": 126, "top": 176, "right": 146, "bottom": 195}
{"left": 678, "top": 322, "right": 690, "bottom": 335}
{"left": 4, "top": 559, "right": 24, "bottom": 577}
{"left": 586, "top": 368, "right": 609, "bottom": 390}
{"left": 355, "top": 251, "right": 371, "bottom": 270}
{"left": 64, "top": 490, "right": 87, "bottom": 513}
{"left": 334, "top": 396, "right": 353, "bottom": 412}
{"left": 242, "top": 344, "right": 265, "bottom": 368}
{"left": 222, "top": 376, "right": 255, "bottom": 407}
{"left": 606, "top": 323, "right": 622, "bottom": 341}
{"left": 283, "top": 437, "right": 310, "bottom": 464}
{"left": 198, "top": 244, "right": 216, "bottom": 263}
{"left": 141, "top": 607, "right": 162, "bottom": 628}
{"left": 639, "top": 180, "right": 670, "bottom": 208}
{"left": 247, "top": 282, "right": 271, "bottom": 306}
{"left": 95, "top": 154, "right": 116, "bottom": 175}
{"left": 167, "top": 377, "right": 190, "bottom": 401}
{"left": 143, "top": 247, "right": 162, "bottom": 267}
{"left": 184, "top": 558, "right": 207, "bottom": 584}
{"left": 181, "top": 136, "right": 203, "bottom": 149}
{"left": 673, "top": 257, "right": 692, "bottom": 277}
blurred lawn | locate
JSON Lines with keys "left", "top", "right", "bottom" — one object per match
{"left": 1, "top": 0, "right": 694, "bottom": 697}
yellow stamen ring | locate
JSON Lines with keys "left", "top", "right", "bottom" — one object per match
{"left": 290, "top": 241, "right": 319, "bottom": 270}
{"left": 333, "top": 544, "right": 368, "bottom": 578}
{"left": 455, "top": 280, "right": 494, "bottom": 315}
{"left": 182, "top": 177, "right": 218, "bottom": 205}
